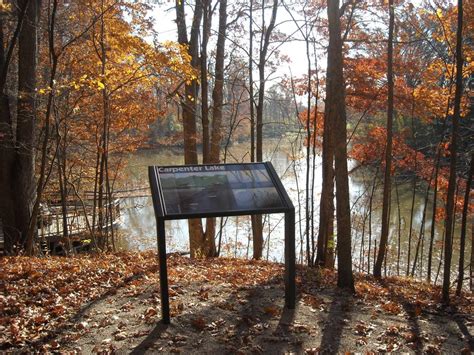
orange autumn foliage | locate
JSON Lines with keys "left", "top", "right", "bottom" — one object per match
{"left": 350, "top": 126, "right": 473, "bottom": 219}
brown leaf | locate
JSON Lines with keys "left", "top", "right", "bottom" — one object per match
{"left": 191, "top": 317, "right": 206, "bottom": 331}
{"left": 114, "top": 332, "right": 127, "bottom": 341}
{"left": 144, "top": 307, "right": 157, "bottom": 318}
{"left": 263, "top": 305, "right": 280, "bottom": 317}
{"left": 382, "top": 301, "right": 401, "bottom": 315}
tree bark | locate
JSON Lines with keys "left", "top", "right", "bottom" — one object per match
{"left": 209, "top": 0, "right": 227, "bottom": 164}
{"left": 256, "top": 0, "right": 277, "bottom": 163}
{"left": 374, "top": 0, "right": 394, "bottom": 278}
{"left": 427, "top": 151, "right": 441, "bottom": 282}
{"left": 201, "top": 0, "right": 211, "bottom": 164}
{"left": 405, "top": 156, "right": 418, "bottom": 276}
{"left": 327, "top": 0, "right": 354, "bottom": 291}
{"left": 411, "top": 170, "right": 434, "bottom": 277}
{"left": 304, "top": 39, "right": 312, "bottom": 266}
{"left": 204, "top": 0, "right": 228, "bottom": 257}
{"left": 395, "top": 180, "right": 402, "bottom": 275}
{"left": 0, "top": 19, "right": 18, "bottom": 253}
{"left": 175, "top": 0, "right": 204, "bottom": 257}
{"left": 249, "top": 0, "right": 255, "bottom": 163}
{"left": 177, "top": 0, "right": 201, "bottom": 166}
{"left": 15, "top": 0, "right": 40, "bottom": 251}
{"left": 470, "top": 221, "right": 473, "bottom": 291}
{"left": 442, "top": 0, "right": 463, "bottom": 303}
{"left": 252, "top": 0, "right": 278, "bottom": 260}
{"left": 456, "top": 154, "right": 473, "bottom": 295}
{"left": 317, "top": 92, "right": 335, "bottom": 267}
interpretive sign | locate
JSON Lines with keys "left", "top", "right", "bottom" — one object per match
{"left": 156, "top": 163, "right": 286, "bottom": 216}
{"left": 149, "top": 162, "right": 295, "bottom": 324}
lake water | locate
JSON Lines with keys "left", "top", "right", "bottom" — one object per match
{"left": 116, "top": 137, "right": 468, "bottom": 284}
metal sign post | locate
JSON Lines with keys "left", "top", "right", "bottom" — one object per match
{"left": 156, "top": 219, "right": 170, "bottom": 324}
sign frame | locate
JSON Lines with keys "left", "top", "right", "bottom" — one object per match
{"left": 148, "top": 162, "right": 295, "bottom": 324}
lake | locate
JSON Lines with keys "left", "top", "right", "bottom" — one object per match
{"left": 116, "top": 137, "right": 468, "bottom": 285}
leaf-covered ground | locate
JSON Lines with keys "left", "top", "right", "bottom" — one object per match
{"left": 1, "top": 252, "right": 473, "bottom": 353}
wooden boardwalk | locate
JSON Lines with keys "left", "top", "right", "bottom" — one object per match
{"left": 111, "top": 186, "right": 151, "bottom": 199}
{"left": 37, "top": 199, "right": 121, "bottom": 241}
{"left": 0, "top": 186, "right": 149, "bottom": 254}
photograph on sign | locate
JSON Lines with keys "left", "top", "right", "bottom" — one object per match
{"left": 158, "top": 163, "right": 284, "bottom": 215}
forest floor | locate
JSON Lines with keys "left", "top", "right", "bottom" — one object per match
{"left": 1, "top": 251, "right": 473, "bottom": 354}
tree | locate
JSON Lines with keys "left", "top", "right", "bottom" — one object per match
{"left": 457, "top": 154, "right": 473, "bottom": 295}
{"left": 0, "top": 0, "right": 40, "bottom": 254}
{"left": 374, "top": 0, "right": 394, "bottom": 278}
{"left": 16, "top": 0, "right": 190, "bottom": 254}
{"left": 204, "top": 0, "right": 229, "bottom": 257}
{"left": 326, "top": 0, "right": 354, "bottom": 291}
{"left": 252, "top": 0, "right": 278, "bottom": 260}
{"left": 175, "top": 0, "right": 205, "bottom": 257}
{"left": 209, "top": 0, "right": 228, "bottom": 164}
{"left": 317, "top": 80, "right": 335, "bottom": 267}
{"left": 201, "top": 0, "right": 211, "bottom": 164}
{"left": 442, "top": 0, "right": 463, "bottom": 304}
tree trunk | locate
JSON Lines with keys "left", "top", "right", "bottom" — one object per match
{"left": 395, "top": 181, "right": 402, "bottom": 275}
{"left": 0, "top": 90, "right": 16, "bottom": 253}
{"left": 252, "top": 0, "right": 278, "bottom": 260}
{"left": 470, "top": 221, "right": 473, "bottom": 291}
{"left": 201, "top": 0, "right": 211, "bottom": 164}
{"left": 27, "top": 0, "right": 66, "bottom": 256}
{"left": 97, "top": 0, "right": 109, "bottom": 250}
{"left": 406, "top": 161, "right": 417, "bottom": 276}
{"left": 175, "top": 0, "right": 204, "bottom": 257}
{"left": 327, "top": 0, "right": 354, "bottom": 291}
{"left": 411, "top": 172, "right": 434, "bottom": 277}
{"left": 367, "top": 170, "right": 377, "bottom": 273}
{"left": 0, "top": 5, "right": 30, "bottom": 252}
{"left": 57, "top": 145, "right": 71, "bottom": 253}
{"left": 209, "top": 0, "right": 227, "bottom": 164}
{"left": 427, "top": 151, "right": 441, "bottom": 282}
{"left": 317, "top": 105, "right": 335, "bottom": 267}
{"left": 304, "top": 31, "right": 312, "bottom": 266}
{"left": 456, "top": 153, "right": 473, "bottom": 295}
{"left": 374, "top": 0, "right": 394, "bottom": 278}
{"left": 0, "top": 21, "right": 17, "bottom": 253}
{"left": 442, "top": 0, "right": 463, "bottom": 303}
{"left": 15, "top": 0, "right": 40, "bottom": 251}
{"left": 204, "top": 0, "right": 228, "bottom": 257}
{"left": 249, "top": 0, "right": 255, "bottom": 163}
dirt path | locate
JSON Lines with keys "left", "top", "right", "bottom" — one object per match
{"left": 2, "top": 253, "right": 473, "bottom": 353}
{"left": 63, "top": 257, "right": 473, "bottom": 354}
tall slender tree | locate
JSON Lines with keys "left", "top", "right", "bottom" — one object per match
{"left": 457, "top": 154, "right": 473, "bottom": 294}
{"left": 201, "top": 0, "right": 211, "bottom": 164}
{"left": 374, "top": 0, "right": 395, "bottom": 278}
{"left": 0, "top": 2, "right": 29, "bottom": 253}
{"left": 442, "top": 0, "right": 463, "bottom": 303}
{"left": 204, "top": 0, "right": 228, "bottom": 257}
{"left": 175, "top": 0, "right": 205, "bottom": 257}
{"left": 252, "top": 0, "right": 278, "bottom": 259}
{"left": 327, "top": 0, "right": 354, "bottom": 291}
{"left": 0, "top": 0, "right": 40, "bottom": 253}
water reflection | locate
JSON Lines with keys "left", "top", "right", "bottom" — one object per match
{"left": 117, "top": 139, "right": 465, "bottom": 283}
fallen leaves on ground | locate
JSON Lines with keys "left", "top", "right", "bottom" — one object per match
{"left": 1, "top": 252, "right": 472, "bottom": 352}
{"left": 1, "top": 252, "right": 156, "bottom": 349}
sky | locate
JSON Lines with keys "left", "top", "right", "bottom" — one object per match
{"left": 148, "top": 0, "right": 432, "bottom": 92}
{"left": 149, "top": 2, "right": 320, "bottom": 82}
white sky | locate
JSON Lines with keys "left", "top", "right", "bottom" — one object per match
{"left": 150, "top": 2, "right": 319, "bottom": 82}
{"left": 148, "top": 0, "right": 433, "bottom": 88}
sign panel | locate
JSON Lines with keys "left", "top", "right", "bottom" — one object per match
{"left": 155, "top": 163, "right": 286, "bottom": 217}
